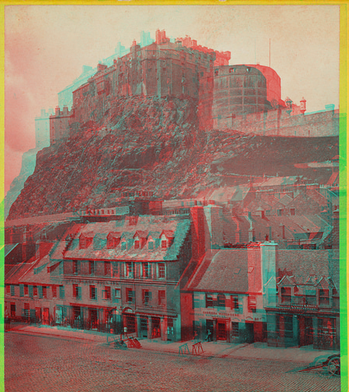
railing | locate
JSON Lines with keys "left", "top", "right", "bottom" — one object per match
{"left": 192, "top": 342, "right": 204, "bottom": 355}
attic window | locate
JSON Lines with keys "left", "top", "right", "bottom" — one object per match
{"left": 161, "top": 240, "right": 167, "bottom": 249}
{"left": 135, "top": 240, "right": 140, "bottom": 249}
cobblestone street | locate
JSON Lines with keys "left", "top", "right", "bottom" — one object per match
{"left": 5, "top": 332, "right": 340, "bottom": 392}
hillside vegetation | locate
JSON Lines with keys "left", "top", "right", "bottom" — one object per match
{"left": 8, "top": 96, "right": 338, "bottom": 220}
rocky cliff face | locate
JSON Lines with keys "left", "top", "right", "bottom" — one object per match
{"left": 8, "top": 96, "right": 338, "bottom": 220}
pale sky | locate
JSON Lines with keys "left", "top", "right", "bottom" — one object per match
{"left": 5, "top": 5, "right": 340, "bottom": 193}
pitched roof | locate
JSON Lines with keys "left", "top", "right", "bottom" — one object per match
{"left": 187, "top": 249, "right": 249, "bottom": 293}
{"left": 5, "top": 244, "right": 19, "bottom": 257}
{"left": 62, "top": 216, "right": 190, "bottom": 261}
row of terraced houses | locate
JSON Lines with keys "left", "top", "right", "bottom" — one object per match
{"left": 5, "top": 178, "right": 340, "bottom": 350}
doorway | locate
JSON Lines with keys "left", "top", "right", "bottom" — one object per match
{"left": 140, "top": 317, "right": 148, "bottom": 338}
{"left": 42, "top": 308, "right": 50, "bottom": 325}
{"left": 217, "top": 320, "right": 227, "bottom": 341}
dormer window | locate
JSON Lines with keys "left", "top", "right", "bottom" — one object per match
{"left": 107, "top": 233, "right": 121, "bottom": 249}
{"left": 319, "top": 289, "right": 329, "bottom": 306}
{"left": 121, "top": 241, "right": 127, "bottom": 251}
{"left": 281, "top": 287, "right": 291, "bottom": 303}
{"left": 148, "top": 241, "right": 154, "bottom": 250}
{"left": 135, "top": 240, "right": 140, "bottom": 249}
{"left": 161, "top": 240, "right": 167, "bottom": 249}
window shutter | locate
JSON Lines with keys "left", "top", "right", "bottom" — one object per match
{"left": 19, "top": 284, "right": 24, "bottom": 297}
{"left": 60, "top": 286, "right": 65, "bottom": 299}
{"left": 38, "top": 286, "right": 43, "bottom": 299}
{"left": 29, "top": 285, "right": 33, "bottom": 298}
{"left": 10, "top": 285, "right": 15, "bottom": 296}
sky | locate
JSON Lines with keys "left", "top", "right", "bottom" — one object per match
{"left": 5, "top": 5, "right": 340, "bottom": 194}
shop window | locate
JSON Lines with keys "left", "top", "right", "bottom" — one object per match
{"left": 52, "top": 285, "right": 57, "bottom": 298}
{"left": 126, "top": 288, "right": 135, "bottom": 304}
{"left": 231, "top": 295, "right": 239, "bottom": 310}
{"left": 158, "top": 290, "right": 166, "bottom": 305}
{"left": 217, "top": 294, "right": 226, "bottom": 308}
{"left": 114, "top": 288, "right": 121, "bottom": 299}
{"left": 206, "top": 294, "right": 213, "bottom": 308}
{"left": 158, "top": 263, "right": 165, "bottom": 279}
{"left": 231, "top": 322, "right": 239, "bottom": 337}
{"left": 248, "top": 296, "right": 257, "bottom": 313}
{"left": 143, "top": 262, "right": 150, "bottom": 278}
{"left": 103, "top": 286, "right": 111, "bottom": 300}
{"left": 319, "top": 289, "right": 330, "bottom": 306}
{"left": 89, "top": 261, "right": 95, "bottom": 275}
{"left": 142, "top": 290, "right": 152, "bottom": 306}
{"left": 281, "top": 287, "right": 291, "bottom": 303}
{"left": 90, "top": 286, "right": 97, "bottom": 300}
{"left": 104, "top": 261, "right": 111, "bottom": 276}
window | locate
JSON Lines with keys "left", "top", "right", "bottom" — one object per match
{"left": 231, "top": 322, "right": 239, "bottom": 337}
{"left": 126, "top": 288, "right": 135, "bottom": 304}
{"left": 52, "top": 285, "right": 57, "bottom": 298}
{"left": 121, "top": 241, "right": 127, "bottom": 250}
{"left": 158, "top": 263, "right": 165, "bottom": 279}
{"left": 135, "top": 240, "right": 140, "bottom": 249}
{"left": 89, "top": 261, "right": 94, "bottom": 275}
{"left": 33, "top": 286, "right": 38, "bottom": 297}
{"left": 73, "top": 260, "right": 79, "bottom": 275}
{"left": 231, "top": 296, "right": 239, "bottom": 310}
{"left": 158, "top": 290, "right": 166, "bottom": 306}
{"left": 217, "top": 294, "right": 226, "bottom": 308}
{"left": 148, "top": 241, "right": 154, "bottom": 250}
{"left": 73, "top": 284, "right": 81, "bottom": 299}
{"left": 319, "top": 289, "right": 330, "bottom": 306}
{"left": 305, "top": 289, "right": 316, "bottom": 305}
{"left": 6, "top": 285, "right": 10, "bottom": 295}
{"left": 114, "top": 288, "right": 121, "bottom": 299}
{"left": 142, "top": 290, "right": 151, "bottom": 306}
{"left": 277, "top": 209, "right": 283, "bottom": 216}
{"left": 112, "top": 262, "right": 119, "bottom": 277}
{"left": 90, "top": 286, "right": 97, "bottom": 300}
{"left": 42, "top": 286, "right": 47, "bottom": 298}
{"left": 125, "top": 262, "right": 134, "bottom": 278}
{"left": 24, "top": 285, "right": 29, "bottom": 296}
{"left": 161, "top": 240, "right": 167, "bottom": 249}
{"left": 103, "top": 286, "right": 111, "bottom": 300}
{"left": 290, "top": 208, "right": 296, "bottom": 216}
{"left": 206, "top": 294, "right": 213, "bottom": 308}
{"left": 281, "top": 287, "right": 291, "bottom": 303}
{"left": 333, "top": 289, "right": 339, "bottom": 309}
{"left": 59, "top": 286, "right": 65, "bottom": 299}
{"left": 143, "top": 262, "right": 150, "bottom": 279}
{"left": 104, "top": 261, "right": 111, "bottom": 276}
{"left": 24, "top": 303, "right": 29, "bottom": 318}
{"left": 248, "top": 296, "right": 257, "bottom": 313}
{"left": 10, "top": 285, "right": 15, "bottom": 296}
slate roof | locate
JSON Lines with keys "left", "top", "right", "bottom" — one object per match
{"left": 62, "top": 216, "right": 190, "bottom": 262}
{"left": 187, "top": 249, "right": 249, "bottom": 293}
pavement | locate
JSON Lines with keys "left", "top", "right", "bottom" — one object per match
{"left": 6, "top": 322, "right": 338, "bottom": 367}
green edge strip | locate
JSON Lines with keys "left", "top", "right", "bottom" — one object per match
{"left": 339, "top": 4, "right": 348, "bottom": 391}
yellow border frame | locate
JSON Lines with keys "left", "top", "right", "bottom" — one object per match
{"left": 0, "top": 2, "right": 347, "bottom": 391}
